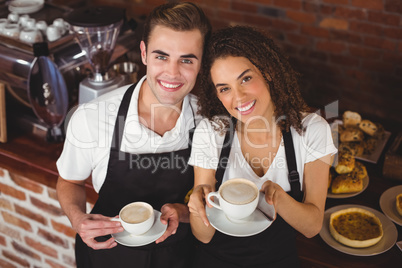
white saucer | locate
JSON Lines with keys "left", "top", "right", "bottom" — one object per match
{"left": 206, "top": 196, "right": 274, "bottom": 237}
{"left": 379, "top": 185, "right": 402, "bottom": 226}
{"left": 111, "top": 210, "right": 167, "bottom": 247}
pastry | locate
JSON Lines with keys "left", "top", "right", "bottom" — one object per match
{"left": 397, "top": 193, "right": 402, "bottom": 217}
{"left": 335, "top": 152, "right": 355, "bottom": 174}
{"left": 363, "top": 137, "right": 378, "bottom": 155}
{"left": 359, "top": 120, "right": 377, "bottom": 136}
{"left": 343, "top": 111, "right": 361, "bottom": 128}
{"left": 340, "top": 128, "right": 364, "bottom": 142}
{"left": 331, "top": 174, "right": 363, "bottom": 194}
{"left": 349, "top": 161, "right": 367, "bottom": 180}
{"left": 338, "top": 142, "right": 364, "bottom": 157}
{"left": 329, "top": 207, "right": 383, "bottom": 248}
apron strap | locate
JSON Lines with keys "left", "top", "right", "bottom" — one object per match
{"left": 215, "top": 117, "right": 237, "bottom": 189}
{"left": 111, "top": 83, "right": 138, "bottom": 152}
{"left": 282, "top": 130, "right": 303, "bottom": 201}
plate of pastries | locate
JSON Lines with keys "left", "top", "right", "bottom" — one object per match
{"left": 327, "top": 152, "right": 369, "bottom": 199}
{"left": 330, "top": 111, "right": 391, "bottom": 163}
{"left": 319, "top": 204, "right": 398, "bottom": 256}
{"left": 379, "top": 185, "right": 402, "bottom": 226}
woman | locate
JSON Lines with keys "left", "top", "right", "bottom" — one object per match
{"left": 188, "top": 26, "right": 337, "bottom": 267}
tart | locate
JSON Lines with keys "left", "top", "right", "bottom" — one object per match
{"left": 329, "top": 207, "right": 383, "bottom": 248}
{"left": 397, "top": 193, "right": 402, "bottom": 216}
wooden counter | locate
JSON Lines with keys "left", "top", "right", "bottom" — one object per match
{"left": 1, "top": 121, "right": 401, "bottom": 267}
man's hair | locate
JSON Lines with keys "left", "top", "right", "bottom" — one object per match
{"left": 142, "top": 2, "right": 211, "bottom": 48}
{"left": 198, "top": 25, "right": 308, "bottom": 134}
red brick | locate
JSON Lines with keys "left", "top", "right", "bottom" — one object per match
{"left": 349, "top": 45, "right": 382, "bottom": 59}
{"left": 0, "top": 234, "right": 6, "bottom": 245}
{"left": 47, "top": 188, "right": 58, "bottom": 201}
{"left": 273, "top": 0, "right": 302, "bottom": 10}
{"left": 204, "top": 0, "right": 231, "bottom": 9}
{"left": 272, "top": 19, "right": 299, "bottom": 31}
{"left": 383, "top": 52, "right": 402, "bottom": 63}
{"left": 244, "top": 14, "right": 273, "bottom": 27}
{"left": 30, "top": 196, "right": 64, "bottom": 216}
{"left": 385, "top": 0, "right": 402, "bottom": 13}
{"left": 38, "top": 228, "right": 69, "bottom": 249}
{"left": 14, "top": 204, "right": 48, "bottom": 226}
{"left": 3, "top": 250, "right": 30, "bottom": 267}
{"left": 368, "top": 11, "right": 400, "bottom": 26}
{"left": 287, "top": 33, "right": 312, "bottom": 45}
{"left": 331, "top": 31, "right": 362, "bottom": 44}
{"left": 217, "top": 10, "right": 244, "bottom": 22}
{"left": 45, "top": 259, "right": 67, "bottom": 268}
{"left": 303, "top": 2, "right": 319, "bottom": 12}
{"left": 0, "top": 259, "right": 17, "bottom": 268}
{"left": 349, "top": 21, "right": 383, "bottom": 36}
{"left": 9, "top": 173, "right": 43, "bottom": 194}
{"left": 362, "top": 60, "right": 394, "bottom": 73}
{"left": 301, "top": 25, "right": 330, "bottom": 38}
{"left": 287, "top": 10, "right": 316, "bottom": 24}
{"left": 247, "top": 0, "right": 273, "bottom": 3}
{"left": 51, "top": 220, "right": 76, "bottom": 238}
{"left": 62, "top": 254, "right": 76, "bottom": 267}
{"left": 323, "top": 0, "right": 348, "bottom": 4}
{"left": 0, "top": 197, "right": 13, "bottom": 210}
{"left": 0, "top": 183, "right": 26, "bottom": 201}
{"left": 0, "top": 224, "right": 21, "bottom": 240}
{"left": 329, "top": 54, "right": 359, "bottom": 67}
{"left": 399, "top": 42, "right": 402, "bottom": 53}
{"left": 316, "top": 41, "right": 346, "bottom": 53}
{"left": 0, "top": 168, "right": 5, "bottom": 177}
{"left": 232, "top": 1, "right": 257, "bottom": 13}
{"left": 25, "top": 236, "right": 58, "bottom": 258}
{"left": 11, "top": 241, "right": 41, "bottom": 261}
{"left": 319, "top": 18, "right": 348, "bottom": 30}
{"left": 352, "top": 0, "right": 383, "bottom": 10}
{"left": 2, "top": 212, "right": 32, "bottom": 232}
{"left": 384, "top": 27, "right": 402, "bottom": 39}
{"left": 299, "top": 48, "right": 328, "bottom": 62}
{"left": 334, "top": 7, "right": 367, "bottom": 20}
{"left": 320, "top": 5, "right": 335, "bottom": 15}
{"left": 346, "top": 70, "right": 372, "bottom": 81}
{"left": 364, "top": 37, "right": 397, "bottom": 51}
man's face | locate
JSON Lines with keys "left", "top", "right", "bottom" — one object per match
{"left": 140, "top": 25, "right": 203, "bottom": 107}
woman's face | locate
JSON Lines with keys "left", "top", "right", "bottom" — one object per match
{"left": 211, "top": 56, "right": 274, "bottom": 124}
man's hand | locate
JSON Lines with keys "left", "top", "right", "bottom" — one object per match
{"left": 155, "top": 203, "right": 189, "bottom": 244}
{"left": 73, "top": 213, "right": 124, "bottom": 250}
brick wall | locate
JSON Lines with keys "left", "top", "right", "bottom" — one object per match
{"left": 90, "top": 0, "right": 402, "bottom": 128}
{"left": 0, "top": 168, "right": 92, "bottom": 268}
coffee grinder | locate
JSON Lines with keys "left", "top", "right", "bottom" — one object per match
{"left": 65, "top": 6, "right": 126, "bottom": 104}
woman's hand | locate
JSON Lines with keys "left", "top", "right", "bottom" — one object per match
{"left": 260, "top": 180, "right": 286, "bottom": 207}
{"left": 188, "top": 184, "right": 214, "bottom": 227}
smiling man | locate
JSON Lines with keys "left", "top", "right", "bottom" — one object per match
{"left": 55, "top": 3, "right": 211, "bottom": 268}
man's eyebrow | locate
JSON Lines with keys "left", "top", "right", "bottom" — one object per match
{"left": 215, "top": 69, "right": 251, "bottom": 88}
{"left": 151, "top": 50, "right": 198, "bottom": 60}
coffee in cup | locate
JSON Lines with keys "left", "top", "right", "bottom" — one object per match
{"left": 112, "top": 202, "right": 155, "bottom": 236}
{"left": 208, "top": 178, "right": 259, "bottom": 223}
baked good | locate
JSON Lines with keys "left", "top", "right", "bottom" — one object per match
{"left": 328, "top": 169, "right": 336, "bottom": 189}
{"left": 397, "top": 193, "right": 402, "bottom": 216}
{"left": 359, "top": 120, "right": 377, "bottom": 136}
{"left": 331, "top": 174, "right": 363, "bottom": 194}
{"left": 329, "top": 207, "right": 383, "bottom": 248}
{"left": 335, "top": 152, "right": 355, "bottom": 174}
{"left": 340, "top": 128, "right": 364, "bottom": 142}
{"left": 338, "top": 142, "right": 364, "bottom": 157}
{"left": 349, "top": 161, "right": 367, "bottom": 180}
{"left": 363, "top": 137, "right": 378, "bottom": 155}
{"left": 343, "top": 111, "right": 361, "bottom": 128}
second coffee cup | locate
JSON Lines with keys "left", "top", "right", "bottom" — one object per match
{"left": 112, "top": 202, "right": 155, "bottom": 236}
{"left": 207, "top": 178, "right": 259, "bottom": 223}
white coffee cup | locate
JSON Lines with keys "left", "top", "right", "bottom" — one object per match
{"left": 46, "top": 25, "right": 61, "bottom": 42}
{"left": 35, "top": 20, "right": 47, "bottom": 35}
{"left": 8, "top": 13, "right": 19, "bottom": 23}
{"left": 208, "top": 178, "right": 259, "bottom": 223}
{"left": 0, "top": 18, "right": 8, "bottom": 34}
{"left": 112, "top": 202, "right": 155, "bottom": 236}
{"left": 53, "top": 18, "right": 67, "bottom": 35}
{"left": 18, "top": 14, "right": 30, "bottom": 28}
{"left": 3, "top": 24, "right": 20, "bottom": 39}
{"left": 19, "top": 28, "right": 43, "bottom": 43}
{"left": 25, "top": 18, "right": 36, "bottom": 29}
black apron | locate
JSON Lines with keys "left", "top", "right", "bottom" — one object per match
{"left": 194, "top": 118, "right": 303, "bottom": 268}
{"left": 75, "top": 83, "right": 195, "bottom": 268}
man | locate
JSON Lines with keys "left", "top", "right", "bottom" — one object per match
{"left": 56, "top": 3, "right": 211, "bottom": 267}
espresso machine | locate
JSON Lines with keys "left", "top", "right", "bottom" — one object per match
{"left": 65, "top": 6, "right": 127, "bottom": 104}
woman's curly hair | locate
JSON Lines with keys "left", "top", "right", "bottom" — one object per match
{"left": 198, "top": 25, "right": 308, "bottom": 134}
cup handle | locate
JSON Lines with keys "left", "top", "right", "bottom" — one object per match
{"left": 110, "top": 217, "right": 122, "bottom": 223}
{"left": 207, "top": 192, "right": 222, "bottom": 210}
